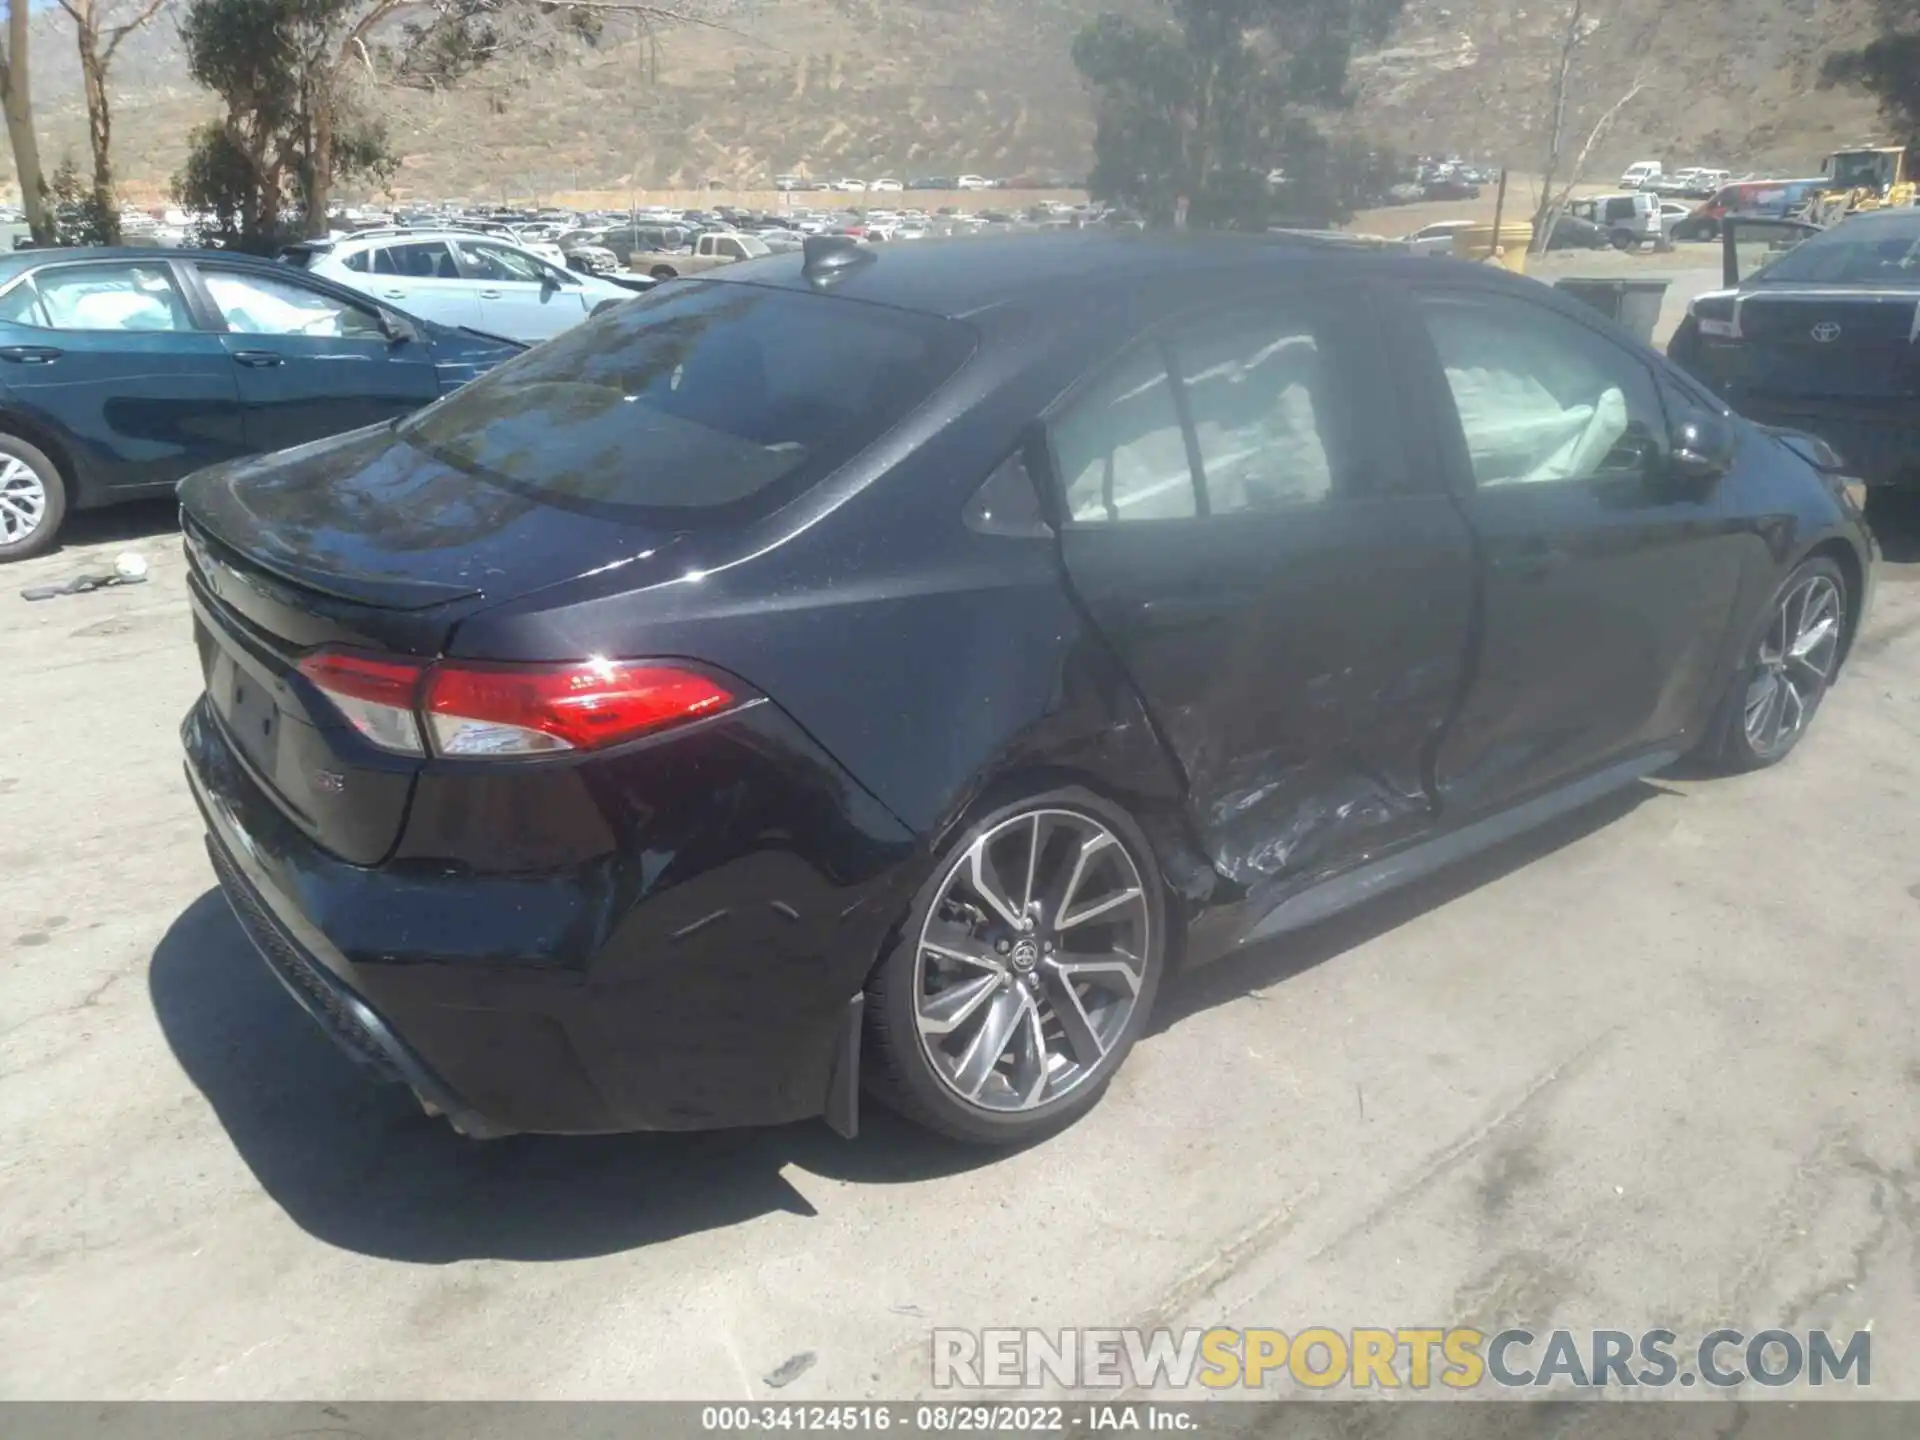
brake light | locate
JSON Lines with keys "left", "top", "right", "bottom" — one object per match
{"left": 298, "top": 651, "right": 427, "bottom": 755}
{"left": 296, "top": 652, "right": 736, "bottom": 759}
{"left": 423, "top": 660, "right": 735, "bottom": 757}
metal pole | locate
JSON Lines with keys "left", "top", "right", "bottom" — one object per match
{"left": 1489, "top": 166, "right": 1509, "bottom": 264}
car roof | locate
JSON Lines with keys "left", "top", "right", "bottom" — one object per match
{"left": 705, "top": 230, "right": 1401, "bottom": 319}
{"left": 0, "top": 246, "right": 290, "bottom": 284}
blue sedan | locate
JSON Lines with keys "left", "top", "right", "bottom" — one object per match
{"left": 0, "top": 248, "right": 523, "bottom": 560}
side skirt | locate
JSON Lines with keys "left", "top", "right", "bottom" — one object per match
{"left": 1232, "top": 747, "right": 1682, "bottom": 951}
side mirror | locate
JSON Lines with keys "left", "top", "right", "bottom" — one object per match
{"left": 377, "top": 308, "right": 419, "bottom": 346}
{"left": 1671, "top": 412, "right": 1737, "bottom": 483}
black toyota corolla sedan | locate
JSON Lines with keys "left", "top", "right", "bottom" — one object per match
{"left": 179, "top": 232, "right": 1873, "bottom": 1146}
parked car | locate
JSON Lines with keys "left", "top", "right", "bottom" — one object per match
{"left": 285, "top": 229, "right": 641, "bottom": 344}
{"left": 956, "top": 174, "right": 995, "bottom": 191}
{"left": 1543, "top": 212, "right": 1612, "bottom": 250}
{"left": 1620, "top": 160, "right": 1664, "bottom": 189}
{"left": 1400, "top": 219, "right": 1477, "bottom": 256}
{"left": 1659, "top": 200, "right": 1696, "bottom": 243}
{"left": 628, "top": 229, "right": 774, "bottom": 280}
{"left": 1421, "top": 176, "right": 1482, "bottom": 201}
{"left": 178, "top": 231, "right": 1872, "bottom": 1146}
{"left": 869, "top": 178, "right": 905, "bottom": 194}
{"left": 1670, "top": 208, "right": 1920, "bottom": 501}
{"left": 0, "top": 247, "right": 520, "bottom": 560}
{"left": 556, "top": 231, "right": 620, "bottom": 276}
{"left": 1567, "top": 192, "right": 1662, "bottom": 248}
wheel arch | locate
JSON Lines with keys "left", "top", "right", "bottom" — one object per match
{"left": 1802, "top": 535, "right": 1866, "bottom": 670}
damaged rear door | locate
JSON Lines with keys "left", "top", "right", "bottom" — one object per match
{"left": 1046, "top": 285, "right": 1478, "bottom": 893}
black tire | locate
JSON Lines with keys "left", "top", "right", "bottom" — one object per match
{"left": 1697, "top": 556, "right": 1849, "bottom": 773}
{"left": 0, "top": 431, "right": 68, "bottom": 563}
{"left": 864, "top": 785, "right": 1168, "bottom": 1145}
{"left": 649, "top": 264, "right": 678, "bottom": 280}
{"left": 1610, "top": 228, "right": 1636, "bottom": 251}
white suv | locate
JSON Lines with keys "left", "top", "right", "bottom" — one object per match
{"left": 282, "top": 229, "right": 642, "bottom": 343}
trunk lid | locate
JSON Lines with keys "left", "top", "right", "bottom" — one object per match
{"left": 179, "top": 423, "right": 697, "bottom": 864}
{"left": 1724, "top": 290, "right": 1920, "bottom": 403}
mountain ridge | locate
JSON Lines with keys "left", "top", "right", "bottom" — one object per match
{"left": 0, "top": 0, "right": 1892, "bottom": 205}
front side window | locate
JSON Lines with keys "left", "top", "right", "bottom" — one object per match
{"left": 452, "top": 239, "right": 555, "bottom": 285}
{"left": 400, "top": 280, "right": 973, "bottom": 521}
{"left": 31, "top": 263, "right": 191, "bottom": 332}
{"left": 200, "top": 268, "right": 384, "bottom": 339}
{"left": 1170, "top": 304, "right": 1351, "bottom": 513}
{"left": 1051, "top": 345, "right": 1195, "bottom": 523}
{"left": 1419, "top": 291, "right": 1663, "bottom": 489}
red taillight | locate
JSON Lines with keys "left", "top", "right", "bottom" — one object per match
{"left": 297, "top": 650, "right": 428, "bottom": 754}
{"left": 424, "top": 660, "right": 735, "bottom": 757}
{"left": 296, "top": 651, "right": 736, "bottom": 759}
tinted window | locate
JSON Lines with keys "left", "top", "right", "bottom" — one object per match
{"left": 400, "top": 280, "right": 972, "bottom": 520}
{"left": 1171, "top": 305, "right": 1351, "bottom": 513}
{"left": 1052, "top": 345, "right": 1195, "bottom": 523}
{"left": 32, "top": 263, "right": 192, "bottom": 332}
{"left": 341, "top": 250, "right": 370, "bottom": 274}
{"left": 200, "top": 267, "right": 383, "bottom": 339}
{"left": 1748, "top": 215, "right": 1920, "bottom": 286}
{"left": 1419, "top": 292, "right": 1663, "bottom": 488}
{"left": 374, "top": 242, "right": 455, "bottom": 278}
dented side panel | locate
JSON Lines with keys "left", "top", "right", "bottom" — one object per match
{"left": 1059, "top": 496, "right": 1477, "bottom": 893}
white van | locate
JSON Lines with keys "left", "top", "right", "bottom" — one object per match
{"left": 1568, "top": 192, "right": 1662, "bottom": 247}
{"left": 1620, "top": 160, "right": 1663, "bottom": 189}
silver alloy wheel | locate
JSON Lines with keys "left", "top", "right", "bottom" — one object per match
{"left": 0, "top": 454, "right": 46, "bottom": 545}
{"left": 913, "top": 808, "right": 1149, "bottom": 1114}
{"left": 1744, "top": 572, "right": 1842, "bottom": 758}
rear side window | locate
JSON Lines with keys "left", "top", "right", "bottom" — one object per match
{"left": 400, "top": 280, "right": 974, "bottom": 520}
{"left": 1052, "top": 346, "right": 1195, "bottom": 522}
{"left": 31, "top": 262, "right": 192, "bottom": 332}
{"left": 374, "top": 242, "right": 455, "bottom": 278}
{"left": 1171, "top": 304, "right": 1353, "bottom": 513}
{"left": 341, "top": 250, "right": 370, "bottom": 274}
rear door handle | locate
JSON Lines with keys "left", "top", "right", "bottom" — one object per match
{"left": 381, "top": 289, "right": 406, "bottom": 299}
{"left": 479, "top": 289, "right": 502, "bottom": 299}
{"left": 231, "top": 350, "right": 284, "bottom": 368}
{"left": 0, "top": 345, "right": 61, "bottom": 364}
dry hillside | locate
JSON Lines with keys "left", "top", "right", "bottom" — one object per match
{"left": 0, "top": 0, "right": 1897, "bottom": 205}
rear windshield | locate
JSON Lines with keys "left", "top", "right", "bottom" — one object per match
{"left": 1751, "top": 216, "right": 1920, "bottom": 286}
{"left": 399, "top": 280, "right": 973, "bottom": 521}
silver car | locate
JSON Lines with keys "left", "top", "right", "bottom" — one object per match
{"left": 282, "top": 229, "right": 641, "bottom": 343}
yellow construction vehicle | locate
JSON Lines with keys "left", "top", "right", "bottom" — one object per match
{"left": 1808, "top": 144, "right": 1916, "bottom": 224}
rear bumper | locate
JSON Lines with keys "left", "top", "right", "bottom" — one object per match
{"left": 182, "top": 694, "right": 917, "bottom": 1136}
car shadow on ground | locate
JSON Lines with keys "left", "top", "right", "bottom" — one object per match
{"left": 48, "top": 496, "right": 180, "bottom": 555}
{"left": 149, "top": 891, "right": 1002, "bottom": 1265}
{"left": 1151, "top": 781, "right": 1666, "bottom": 1034}
{"left": 152, "top": 781, "right": 1674, "bottom": 1263}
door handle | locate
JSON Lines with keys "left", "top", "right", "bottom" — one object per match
{"left": 381, "top": 289, "right": 406, "bottom": 299}
{"left": 479, "top": 289, "right": 502, "bottom": 299}
{"left": 0, "top": 345, "right": 61, "bottom": 364}
{"left": 231, "top": 350, "right": 284, "bottom": 368}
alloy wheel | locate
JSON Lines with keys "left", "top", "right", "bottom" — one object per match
{"left": 1744, "top": 572, "right": 1842, "bottom": 758}
{"left": 913, "top": 808, "right": 1150, "bottom": 1114}
{"left": 0, "top": 455, "right": 46, "bottom": 545}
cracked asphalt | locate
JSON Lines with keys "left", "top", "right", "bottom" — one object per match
{"left": 4, "top": 376, "right": 1920, "bottom": 1410}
